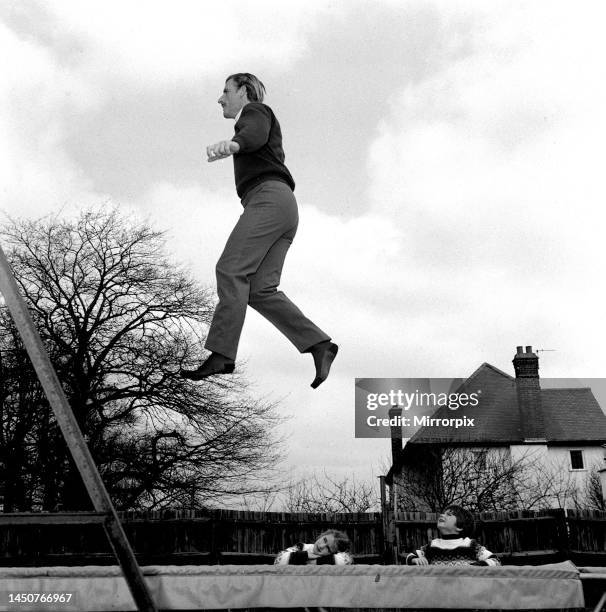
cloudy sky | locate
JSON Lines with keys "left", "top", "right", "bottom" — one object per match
{"left": 2, "top": 0, "right": 606, "bottom": 499}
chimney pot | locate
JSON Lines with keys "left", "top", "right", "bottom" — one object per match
{"left": 516, "top": 346, "right": 524, "bottom": 355}
{"left": 513, "top": 345, "right": 539, "bottom": 378}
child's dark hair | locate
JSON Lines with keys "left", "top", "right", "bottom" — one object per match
{"left": 443, "top": 505, "right": 474, "bottom": 537}
{"left": 319, "top": 529, "right": 351, "bottom": 552}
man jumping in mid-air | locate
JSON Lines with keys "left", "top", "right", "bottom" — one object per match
{"left": 180, "top": 73, "right": 337, "bottom": 388}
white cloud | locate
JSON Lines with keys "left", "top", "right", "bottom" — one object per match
{"left": 0, "top": 23, "right": 102, "bottom": 218}
{"left": 363, "top": 0, "right": 606, "bottom": 376}
{"left": 0, "top": 0, "right": 336, "bottom": 219}
{"left": 42, "top": 1, "right": 324, "bottom": 86}
{"left": 132, "top": 181, "right": 237, "bottom": 281}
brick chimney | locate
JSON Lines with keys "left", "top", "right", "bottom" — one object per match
{"left": 512, "top": 345, "right": 546, "bottom": 442}
{"left": 388, "top": 406, "right": 403, "bottom": 463}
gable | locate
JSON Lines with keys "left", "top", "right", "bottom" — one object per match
{"left": 407, "top": 363, "right": 520, "bottom": 444}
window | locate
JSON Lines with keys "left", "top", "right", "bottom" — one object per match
{"left": 570, "top": 450, "right": 584, "bottom": 470}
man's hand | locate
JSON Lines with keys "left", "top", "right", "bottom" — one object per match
{"left": 411, "top": 556, "right": 429, "bottom": 565}
{"left": 207, "top": 140, "right": 240, "bottom": 162}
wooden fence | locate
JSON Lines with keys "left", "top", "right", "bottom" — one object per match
{"left": 0, "top": 509, "right": 383, "bottom": 566}
{"left": 395, "top": 509, "right": 568, "bottom": 565}
{"left": 5, "top": 507, "right": 606, "bottom": 566}
{"left": 567, "top": 508, "right": 606, "bottom": 565}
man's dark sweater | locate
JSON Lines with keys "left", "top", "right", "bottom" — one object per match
{"left": 231, "top": 102, "right": 295, "bottom": 198}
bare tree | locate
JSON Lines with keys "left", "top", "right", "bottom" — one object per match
{"left": 237, "top": 489, "right": 282, "bottom": 512}
{"left": 582, "top": 466, "right": 606, "bottom": 511}
{"left": 282, "top": 471, "right": 379, "bottom": 513}
{"left": 395, "top": 447, "right": 517, "bottom": 512}
{"left": 0, "top": 313, "right": 49, "bottom": 511}
{"left": 516, "top": 455, "right": 580, "bottom": 510}
{"left": 0, "top": 208, "right": 283, "bottom": 511}
{"left": 393, "top": 445, "right": 581, "bottom": 512}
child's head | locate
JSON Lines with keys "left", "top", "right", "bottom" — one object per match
{"left": 312, "top": 529, "right": 351, "bottom": 555}
{"left": 437, "top": 505, "right": 474, "bottom": 537}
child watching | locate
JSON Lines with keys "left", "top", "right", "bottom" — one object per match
{"left": 406, "top": 505, "right": 500, "bottom": 566}
{"left": 274, "top": 529, "right": 353, "bottom": 565}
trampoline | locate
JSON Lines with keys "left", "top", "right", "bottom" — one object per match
{"left": 0, "top": 561, "right": 585, "bottom": 611}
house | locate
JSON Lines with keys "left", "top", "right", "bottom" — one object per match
{"left": 385, "top": 346, "right": 606, "bottom": 511}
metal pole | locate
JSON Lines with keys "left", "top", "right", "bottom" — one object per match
{"left": 594, "top": 591, "right": 606, "bottom": 612}
{"left": 0, "top": 245, "right": 157, "bottom": 612}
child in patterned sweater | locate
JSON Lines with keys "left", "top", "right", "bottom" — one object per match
{"left": 406, "top": 505, "right": 500, "bottom": 566}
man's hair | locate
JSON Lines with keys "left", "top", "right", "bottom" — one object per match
{"left": 443, "top": 504, "right": 474, "bottom": 537}
{"left": 318, "top": 529, "right": 351, "bottom": 552}
{"left": 226, "top": 73, "right": 266, "bottom": 103}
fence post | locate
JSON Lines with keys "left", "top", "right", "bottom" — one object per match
{"left": 556, "top": 508, "right": 571, "bottom": 560}
{"left": 378, "top": 476, "right": 390, "bottom": 562}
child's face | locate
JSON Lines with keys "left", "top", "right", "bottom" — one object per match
{"left": 312, "top": 533, "right": 338, "bottom": 556}
{"left": 437, "top": 508, "right": 462, "bottom": 535}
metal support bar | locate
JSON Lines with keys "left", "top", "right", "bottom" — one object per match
{"left": 593, "top": 591, "right": 606, "bottom": 612}
{"left": 0, "top": 245, "right": 157, "bottom": 612}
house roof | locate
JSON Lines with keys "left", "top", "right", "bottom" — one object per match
{"left": 541, "top": 387, "right": 606, "bottom": 441}
{"left": 404, "top": 363, "right": 606, "bottom": 446}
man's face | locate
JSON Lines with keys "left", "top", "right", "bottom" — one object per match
{"left": 218, "top": 79, "right": 247, "bottom": 119}
{"left": 437, "top": 508, "right": 462, "bottom": 536}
